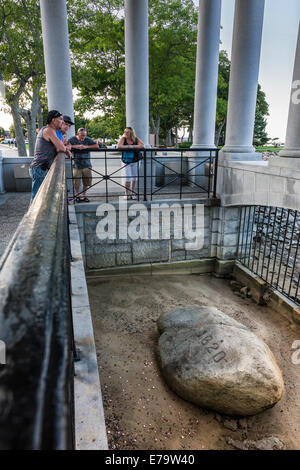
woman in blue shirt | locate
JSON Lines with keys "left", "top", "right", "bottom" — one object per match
{"left": 117, "top": 127, "right": 144, "bottom": 200}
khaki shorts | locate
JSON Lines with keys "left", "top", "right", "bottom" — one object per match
{"left": 73, "top": 167, "right": 92, "bottom": 192}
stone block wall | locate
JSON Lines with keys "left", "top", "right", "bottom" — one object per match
{"left": 217, "top": 158, "right": 300, "bottom": 211}
{"left": 75, "top": 199, "right": 241, "bottom": 272}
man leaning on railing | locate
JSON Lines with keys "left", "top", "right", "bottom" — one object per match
{"left": 68, "top": 128, "right": 99, "bottom": 203}
{"left": 29, "top": 110, "right": 71, "bottom": 204}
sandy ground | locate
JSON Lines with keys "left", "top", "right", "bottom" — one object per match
{"left": 87, "top": 273, "right": 300, "bottom": 451}
{"left": 0, "top": 193, "right": 31, "bottom": 258}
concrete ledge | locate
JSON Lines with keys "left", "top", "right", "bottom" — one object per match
{"left": 233, "top": 263, "right": 268, "bottom": 304}
{"left": 2, "top": 157, "right": 33, "bottom": 192}
{"left": 214, "top": 259, "right": 236, "bottom": 277}
{"left": 69, "top": 205, "right": 108, "bottom": 450}
{"left": 218, "top": 160, "right": 300, "bottom": 210}
{"left": 86, "top": 258, "right": 216, "bottom": 278}
{"left": 233, "top": 262, "right": 300, "bottom": 328}
{"left": 74, "top": 197, "right": 221, "bottom": 213}
{"left": 267, "top": 291, "right": 300, "bottom": 327}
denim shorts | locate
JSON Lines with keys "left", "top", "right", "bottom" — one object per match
{"left": 29, "top": 166, "right": 49, "bottom": 203}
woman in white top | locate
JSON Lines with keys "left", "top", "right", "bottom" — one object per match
{"left": 117, "top": 127, "right": 144, "bottom": 199}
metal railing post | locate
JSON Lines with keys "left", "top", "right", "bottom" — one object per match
{"left": 143, "top": 150, "right": 147, "bottom": 201}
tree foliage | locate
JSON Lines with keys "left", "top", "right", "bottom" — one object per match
{"left": 0, "top": 0, "right": 45, "bottom": 155}
{"left": 148, "top": 0, "right": 198, "bottom": 144}
{"left": 254, "top": 84, "right": 269, "bottom": 146}
{"left": 0, "top": 0, "right": 269, "bottom": 150}
{"left": 67, "top": 0, "right": 126, "bottom": 139}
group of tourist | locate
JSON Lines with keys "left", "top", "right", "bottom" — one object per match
{"left": 29, "top": 109, "right": 145, "bottom": 204}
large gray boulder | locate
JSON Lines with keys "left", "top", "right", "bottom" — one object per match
{"left": 157, "top": 306, "right": 284, "bottom": 416}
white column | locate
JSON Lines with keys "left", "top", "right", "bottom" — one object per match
{"left": 279, "top": 23, "right": 300, "bottom": 160}
{"left": 125, "top": 0, "right": 149, "bottom": 146}
{"left": 40, "top": 0, "right": 74, "bottom": 130}
{"left": 192, "top": 0, "right": 221, "bottom": 149}
{"left": 222, "top": 0, "right": 265, "bottom": 160}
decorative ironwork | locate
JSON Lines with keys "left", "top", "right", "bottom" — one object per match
{"left": 238, "top": 205, "right": 300, "bottom": 306}
{"left": 69, "top": 147, "right": 219, "bottom": 202}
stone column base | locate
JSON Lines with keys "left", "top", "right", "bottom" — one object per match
{"left": 219, "top": 151, "right": 262, "bottom": 162}
{"left": 187, "top": 150, "right": 213, "bottom": 188}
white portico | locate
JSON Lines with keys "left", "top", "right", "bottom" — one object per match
{"left": 124, "top": 0, "right": 149, "bottom": 146}
{"left": 221, "top": 0, "right": 265, "bottom": 161}
{"left": 192, "top": 0, "right": 221, "bottom": 150}
{"left": 275, "top": 21, "right": 300, "bottom": 170}
{"left": 39, "top": 0, "right": 300, "bottom": 177}
{"left": 40, "top": 0, "right": 74, "bottom": 129}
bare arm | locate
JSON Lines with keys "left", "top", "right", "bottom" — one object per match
{"left": 117, "top": 136, "right": 126, "bottom": 149}
{"left": 117, "top": 136, "right": 145, "bottom": 149}
{"left": 43, "top": 127, "right": 67, "bottom": 153}
{"left": 83, "top": 143, "right": 99, "bottom": 150}
{"left": 135, "top": 138, "right": 145, "bottom": 149}
{"left": 70, "top": 142, "right": 99, "bottom": 150}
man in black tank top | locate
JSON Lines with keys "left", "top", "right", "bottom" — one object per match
{"left": 29, "top": 110, "right": 68, "bottom": 203}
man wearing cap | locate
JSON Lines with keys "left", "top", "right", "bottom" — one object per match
{"left": 57, "top": 115, "right": 74, "bottom": 144}
{"left": 69, "top": 128, "right": 99, "bottom": 202}
{"left": 29, "top": 110, "right": 69, "bottom": 203}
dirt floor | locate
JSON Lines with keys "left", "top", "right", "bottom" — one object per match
{"left": 87, "top": 273, "right": 300, "bottom": 450}
{"left": 0, "top": 193, "right": 31, "bottom": 258}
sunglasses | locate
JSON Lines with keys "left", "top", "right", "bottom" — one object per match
{"left": 78, "top": 128, "right": 86, "bottom": 132}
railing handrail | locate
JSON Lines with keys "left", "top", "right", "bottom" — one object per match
{"left": 70, "top": 146, "right": 219, "bottom": 153}
{"left": 0, "top": 153, "right": 74, "bottom": 449}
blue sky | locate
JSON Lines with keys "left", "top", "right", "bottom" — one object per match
{"left": 219, "top": 0, "right": 300, "bottom": 141}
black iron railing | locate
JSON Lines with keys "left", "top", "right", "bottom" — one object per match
{"left": 68, "top": 147, "right": 219, "bottom": 202}
{"left": 237, "top": 205, "right": 300, "bottom": 306}
{"left": 0, "top": 153, "right": 75, "bottom": 449}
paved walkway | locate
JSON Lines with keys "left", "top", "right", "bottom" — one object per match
{"left": 0, "top": 144, "right": 21, "bottom": 157}
{"left": 0, "top": 192, "right": 31, "bottom": 258}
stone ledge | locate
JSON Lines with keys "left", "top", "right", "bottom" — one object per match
{"left": 86, "top": 258, "right": 216, "bottom": 277}
{"left": 214, "top": 259, "right": 236, "bottom": 277}
{"left": 74, "top": 197, "right": 221, "bottom": 213}
{"left": 233, "top": 262, "right": 300, "bottom": 329}
{"left": 69, "top": 205, "right": 108, "bottom": 450}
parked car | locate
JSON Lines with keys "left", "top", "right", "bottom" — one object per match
{"left": 1, "top": 138, "right": 10, "bottom": 144}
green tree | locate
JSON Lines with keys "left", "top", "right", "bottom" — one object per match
{"left": 253, "top": 84, "right": 269, "bottom": 146}
{"left": 215, "top": 51, "right": 230, "bottom": 146}
{"left": 215, "top": 53, "right": 269, "bottom": 147}
{"left": 9, "top": 124, "right": 15, "bottom": 138}
{"left": 148, "top": 0, "right": 198, "bottom": 144}
{"left": 68, "top": 0, "right": 126, "bottom": 137}
{"left": 0, "top": 0, "right": 45, "bottom": 156}
{"left": 69, "top": 0, "right": 198, "bottom": 144}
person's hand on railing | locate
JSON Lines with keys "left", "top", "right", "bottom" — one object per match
{"left": 71, "top": 144, "right": 86, "bottom": 150}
